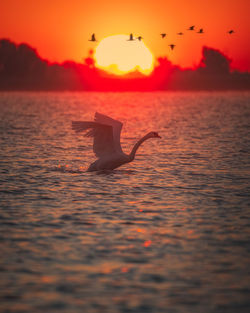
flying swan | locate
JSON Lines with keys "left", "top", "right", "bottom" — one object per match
{"left": 72, "top": 112, "right": 161, "bottom": 171}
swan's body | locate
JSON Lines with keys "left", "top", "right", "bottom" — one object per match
{"left": 72, "top": 112, "right": 161, "bottom": 172}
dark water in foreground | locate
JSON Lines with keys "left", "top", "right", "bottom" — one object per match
{"left": 0, "top": 91, "right": 250, "bottom": 313}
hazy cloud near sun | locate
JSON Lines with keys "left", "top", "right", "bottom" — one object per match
{"left": 0, "top": 39, "right": 249, "bottom": 91}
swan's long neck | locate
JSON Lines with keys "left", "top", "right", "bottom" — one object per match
{"left": 129, "top": 133, "right": 151, "bottom": 161}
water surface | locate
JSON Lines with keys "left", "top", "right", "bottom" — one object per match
{"left": 0, "top": 91, "right": 250, "bottom": 313}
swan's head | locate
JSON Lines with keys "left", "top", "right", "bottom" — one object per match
{"left": 148, "top": 131, "right": 161, "bottom": 139}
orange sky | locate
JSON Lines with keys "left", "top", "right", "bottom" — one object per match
{"left": 0, "top": 0, "right": 249, "bottom": 71}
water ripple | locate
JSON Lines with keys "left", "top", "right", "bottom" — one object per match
{"left": 0, "top": 91, "right": 249, "bottom": 313}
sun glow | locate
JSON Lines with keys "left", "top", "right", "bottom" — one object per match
{"left": 94, "top": 35, "right": 154, "bottom": 76}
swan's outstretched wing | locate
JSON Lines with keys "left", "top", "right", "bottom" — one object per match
{"left": 72, "top": 120, "right": 116, "bottom": 157}
{"left": 72, "top": 121, "right": 97, "bottom": 134}
{"left": 94, "top": 112, "right": 123, "bottom": 153}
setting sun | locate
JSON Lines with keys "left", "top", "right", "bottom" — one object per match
{"left": 94, "top": 34, "right": 154, "bottom": 76}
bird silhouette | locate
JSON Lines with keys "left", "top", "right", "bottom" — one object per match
{"left": 197, "top": 28, "right": 204, "bottom": 34}
{"left": 89, "top": 33, "right": 97, "bottom": 42}
{"left": 187, "top": 25, "right": 195, "bottom": 30}
{"left": 228, "top": 30, "right": 235, "bottom": 34}
{"left": 160, "top": 33, "right": 167, "bottom": 38}
{"left": 137, "top": 36, "right": 143, "bottom": 41}
{"left": 127, "top": 33, "right": 135, "bottom": 41}
{"left": 177, "top": 32, "right": 184, "bottom": 35}
{"left": 169, "top": 44, "right": 176, "bottom": 50}
{"left": 72, "top": 112, "right": 161, "bottom": 172}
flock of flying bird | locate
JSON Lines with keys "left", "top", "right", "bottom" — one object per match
{"left": 88, "top": 26, "right": 235, "bottom": 50}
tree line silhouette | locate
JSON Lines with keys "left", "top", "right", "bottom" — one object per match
{"left": 0, "top": 38, "right": 249, "bottom": 91}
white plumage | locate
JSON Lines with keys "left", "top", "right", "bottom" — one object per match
{"left": 72, "top": 112, "right": 161, "bottom": 171}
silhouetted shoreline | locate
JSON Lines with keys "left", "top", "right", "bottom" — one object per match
{"left": 0, "top": 39, "right": 249, "bottom": 91}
